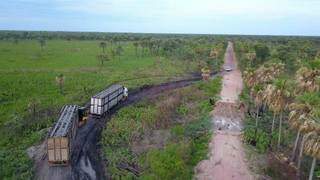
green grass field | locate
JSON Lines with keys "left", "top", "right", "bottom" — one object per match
{"left": 0, "top": 40, "right": 200, "bottom": 179}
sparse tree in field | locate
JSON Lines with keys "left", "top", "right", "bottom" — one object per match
{"left": 110, "top": 49, "right": 116, "bottom": 60}
{"left": 99, "top": 42, "right": 107, "bottom": 53}
{"left": 316, "top": 50, "right": 320, "bottom": 60}
{"left": 55, "top": 74, "right": 65, "bottom": 95}
{"left": 133, "top": 41, "right": 139, "bottom": 56}
{"left": 96, "top": 54, "right": 109, "bottom": 66}
{"left": 13, "top": 38, "right": 19, "bottom": 45}
{"left": 28, "top": 98, "right": 40, "bottom": 120}
{"left": 38, "top": 38, "right": 46, "bottom": 51}
{"left": 115, "top": 45, "right": 124, "bottom": 60}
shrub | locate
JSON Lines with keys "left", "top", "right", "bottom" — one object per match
{"left": 171, "top": 125, "right": 185, "bottom": 139}
{"left": 185, "top": 115, "right": 211, "bottom": 139}
{"left": 155, "top": 95, "right": 182, "bottom": 128}
{"left": 142, "top": 142, "right": 191, "bottom": 180}
{"left": 176, "top": 104, "right": 188, "bottom": 116}
{"left": 244, "top": 127, "right": 270, "bottom": 153}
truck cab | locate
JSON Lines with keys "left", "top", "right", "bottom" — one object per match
{"left": 123, "top": 87, "right": 128, "bottom": 100}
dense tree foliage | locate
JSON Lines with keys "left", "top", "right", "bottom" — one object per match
{"left": 237, "top": 37, "right": 320, "bottom": 179}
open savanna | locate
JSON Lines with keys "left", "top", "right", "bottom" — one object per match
{"left": 0, "top": 39, "right": 198, "bottom": 179}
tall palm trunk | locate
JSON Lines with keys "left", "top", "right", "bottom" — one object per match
{"left": 255, "top": 106, "right": 259, "bottom": 128}
{"left": 59, "top": 83, "right": 63, "bottom": 95}
{"left": 262, "top": 102, "right": 267, "bottom": 114}
{"left": 298, "top": 134, "right": 308, "bottom": 170}
{"left": 291, "top": 130, "right": 301, "bottom": 162}
{"left": 277, "top": 112, "right": 283, "bottom": 149}
{"left": 308, "top": 157, "right": 316, "bottom": 180}
{"left": 271, "top": 113, "right": 276, "bottom": 133}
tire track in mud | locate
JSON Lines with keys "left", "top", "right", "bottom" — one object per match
{"left": 35, "top": 73, "right": 221, "bottom": 180}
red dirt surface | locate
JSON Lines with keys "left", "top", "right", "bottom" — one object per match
{"left": 195, "top": 42, "right": 253, "bottom": 180}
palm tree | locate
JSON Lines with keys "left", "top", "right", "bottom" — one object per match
{"left": 55, "top": 74, "right": 65, "bottom": 95}
{"left": 255, "top": 63, "right": 284, "bottom": 84}
{"left": 315, "top": 50, "right": 320, "bottom": 60}
{"left": 253, "top": 85, "right": 264, "bottom": 127}
{"left": 293, "top": 66, "right": 320, "bottom": 164}
{"left": 269, "top": 79, "right": 291, "bottom": 149}
{"left": 28, "top": 98, "right": 40, "bottom": 120}
{"left": 96, "top": 54, "right": 109, "bottom": 66}
{"left": 288, "top": 103, "right": 312, "bottom": 161}
{"left": 38, "top": 38, "right": 46, "bottom": 51}
{"left": 246, "top": 52, "right": 256, "bottom": 66}
{"left": 115, "top": 45, "right": 124, "bottom": 60}
{"left": 99, "top": 42, "right": 107, "bottom": 53}
{"left": 133, "top": 41, "right": 139, "bottom": 56}
{"left": 303, "top": 130, "right": 320, "bottom": 180}
{"left": 296, "top": 67, "right": 320, "bottom": 93}
{"left": 263, "top": 84, "right": 277, "bottom": 133}
{"left": 243, "top": 68, "right": 256, "bottom": 88}
{"left": 297, "top": 118, "right": 318, "bottom": 170}
{"left": 210, "top": 48, "right": 219, "bottom": 59}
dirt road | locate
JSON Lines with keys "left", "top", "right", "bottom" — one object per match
{"left": 195, "top": 42, "right": 253, "bottom": 180}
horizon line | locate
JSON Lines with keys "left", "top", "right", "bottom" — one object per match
{"left": 0, "top": 29, "right": 319, "bottom": 38}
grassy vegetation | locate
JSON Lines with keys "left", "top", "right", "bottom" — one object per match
{"left": 0, "top": 30, "right": 227, "bottom": 179}
{"left": 0, "top": 39, "right": 204, "bottom": 179}
{"left": 101, "top": 77, "right": 222, "bottom": 179}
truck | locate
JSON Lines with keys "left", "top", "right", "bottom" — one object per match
{"left": 47, "top": 84, "right": 128, "bottom": 165}
{"left": 47, "top": 105, "right": 79, "bottom": 165}
{"left": 90, "top": 84, "right": 128, "bottom": 116}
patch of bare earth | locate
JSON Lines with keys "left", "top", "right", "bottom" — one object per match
{"left": 195, "top": 42, "right": 253, "bottom": 180}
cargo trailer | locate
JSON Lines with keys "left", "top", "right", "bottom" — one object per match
{"left": 47, "top": 105, "right": 79, "bottom": 165}
{"left": 90, "top": 84, "right": 128, "bottom": 116}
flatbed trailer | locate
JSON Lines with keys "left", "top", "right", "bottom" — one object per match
{"left": 47, "top": 105, "right": 79, "bottom": 165}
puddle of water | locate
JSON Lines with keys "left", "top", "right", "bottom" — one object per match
{"left": 79, "top": 156, "right": 97, "bottom": 180}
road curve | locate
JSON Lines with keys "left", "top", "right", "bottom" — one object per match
{"left": 35, "top": 73, "right": 223, "bottom": 180}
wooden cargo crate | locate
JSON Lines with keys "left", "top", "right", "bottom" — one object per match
{"left": 47, "top": 137, "right": 69, "bottom": 164}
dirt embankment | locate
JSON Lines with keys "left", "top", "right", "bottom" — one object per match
{"left": 195, "top": 42, "right": 253, "bottom": 180}
{"left": 33, "top": 72, "right": 222, "bottom": 180}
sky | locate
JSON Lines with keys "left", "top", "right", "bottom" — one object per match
{"left": 0, "top": 0, "right": 320, "bottom": 36}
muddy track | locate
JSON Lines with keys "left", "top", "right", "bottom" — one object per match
{"left": 36, "top": 72, "right": 220, "bottom": 180}
{"left": 71, "top": 76, "right": 215, "bottom": 180}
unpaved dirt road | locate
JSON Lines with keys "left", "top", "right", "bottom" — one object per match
{"left": 34, "top": 73, "right": 224, "bottom": 180}
{"left": 195, "top": 42, "right": 253, "bottom": 180}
